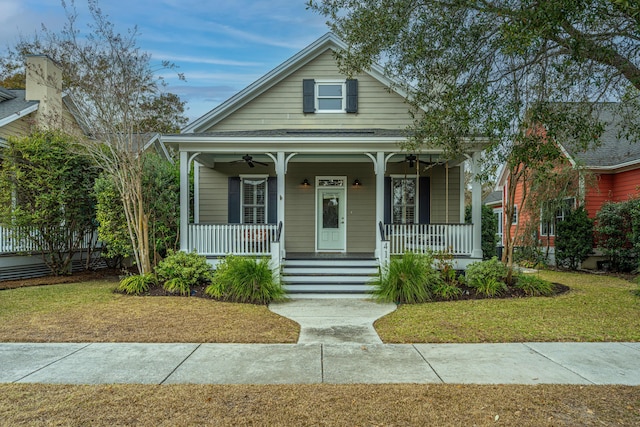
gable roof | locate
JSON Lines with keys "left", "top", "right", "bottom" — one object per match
{"left": 0, "top": 89, "right": 39, "bottom": 128}
{"left": 183, "top": 33, "right": 409, "bottom": 134}
{"left": 560, "top": 104, "right": 640, "bottom": 171}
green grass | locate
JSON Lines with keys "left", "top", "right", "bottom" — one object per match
{"left": 375, "top": 270, "right": 640, "bottom": 343}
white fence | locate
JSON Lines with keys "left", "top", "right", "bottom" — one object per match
{"left": 0, "top": 226, "right": 100, "bottom": 255}
{"left": 384, "top": 223, "right": 474, "bottom": 256}
{"left": 188, "top": 223, "right": 279, "bottom": 256}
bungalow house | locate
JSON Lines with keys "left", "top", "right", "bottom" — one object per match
{"left": 493, "top": 103, "right": 640, "bottom": 268}
{"left": 0, "top": 55, "right": 93, "bottom": 280}
{"left": 161, "top": 33, "right": 487, "bottom": 295}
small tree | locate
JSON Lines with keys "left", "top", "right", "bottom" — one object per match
{"left": 555, "top": 206, "right": 593, "bottom": 270}
{"left": 95, "top": 152, "right": 179, "bottom": 269}
{"left": 0, "top": 130, "right": 98, "bottom": 275}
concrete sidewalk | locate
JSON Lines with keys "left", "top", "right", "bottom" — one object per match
{"left": 2, "top": 342, "right": 639, "bottom": 385}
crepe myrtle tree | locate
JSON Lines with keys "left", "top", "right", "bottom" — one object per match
{"left": 309, "top": 0, "right": 639, "bottom": 278}
{"left": 0, "top": 0, "right": 187, "bottom": 274}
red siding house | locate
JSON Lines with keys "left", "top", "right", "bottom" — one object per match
{"left": 490, "top": 104, "right": 640, "bottom": 268}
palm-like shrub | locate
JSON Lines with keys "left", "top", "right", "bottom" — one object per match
{"left": 117, "top": 273, "right": 156, "bottom": 295}
{"left": 206, "top": 256, "right": 286, "bottom": 304}
{"left": 515, "top": 274, "right": 555, "bottom": 296}
{"left": 370, "top": 252, "right": 442, "bottom": 303}
{"left": 155, "top": 250, "right": 213, "bottom": 296}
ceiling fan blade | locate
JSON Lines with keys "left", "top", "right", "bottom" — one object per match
{"left": 248, "top": 161, "right": 255, "bottom": 168}
{"left": 253, "top": 161, "right": 268, "bottom": 166}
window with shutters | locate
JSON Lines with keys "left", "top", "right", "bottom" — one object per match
{"left": 241, "top": 176, "right": 268, "bottom": 224}
{"left": 303, "top": 79, "right": 357, "bottom": 113}
{"left": 316, "top": 80, "right": 345, "bottom": 112}
{"left": 392, "top": 177, "right": 417, "bottom": 224}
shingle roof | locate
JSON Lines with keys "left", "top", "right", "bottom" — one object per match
{"left": 483, "top": 190, "right": 502, "bottom": 206}
{"left": 0, "top": 89, "right": 39, "bottom": 123}
{"left": 560, "top": 104, "right": 640, "bottom": 169}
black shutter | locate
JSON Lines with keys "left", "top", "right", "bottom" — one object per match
{"left": 228, "top": 177, "right": 241, "bottom": 224}
{"left": 419, "top": 176, "right": 430, "bottom": 224}
{"left": 267, "top": 177, "right": 277, "bottom": 224}
{"left": 384, "top": 177, "right": 391, "bottom": 224}
{"left": 303, "top": 79, "right": 315, "bottom": 113}
{"left": 346, "top": 79, "right": 358, "bottom": 113}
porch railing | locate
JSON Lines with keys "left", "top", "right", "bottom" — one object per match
{"left": 188, "top": 223, "right": 279, "bottom": 256}
{"left": 1, "top": 226, "right": 101, "bottom": 255}
{"left": 384, "top": 223, "right": 474, "bottom": 256}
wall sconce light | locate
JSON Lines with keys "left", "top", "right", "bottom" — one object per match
{"left": 301, "top": 178, "right": 311, "bottom": 187}
{"left": 353, "top": 179, "right": 362, "bottom": 187}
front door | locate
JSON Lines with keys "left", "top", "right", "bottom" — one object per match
{"left": 316, "top": 177, "right": 346, "bottom": 251}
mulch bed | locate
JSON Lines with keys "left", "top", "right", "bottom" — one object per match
{"left": 432, "top": 282, "right": 571, "bottom": 302}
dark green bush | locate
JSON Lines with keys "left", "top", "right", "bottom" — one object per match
{"left": 370, "top": 252, "right": 443, "bottom": 303}
{"left": 206, "top": 256, "right": 286, "bottom": 304}
{"left": 556, "top": 206, "right": 593, "bottom": 270}
{"left": 464, "top": 257, "right": 508, "bottom": 297}
{"left": 155, "top": 250, "right": 213, "bottom": 296}
{"left": 514, "top": 273, "right": 555, "bottom": 296}
{"left": 595, "top": 200, "right": 638, "bottom": 272}
{"left": 117, "top": 273, "right": 156, "bottom": 295}
{"left": 465, "top": 204, "right": 498, "bottom": 259}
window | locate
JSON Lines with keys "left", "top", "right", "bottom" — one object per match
{"left": 392, "top": 177, "right": 416, "bottom": 224}
{"left": 303, "top": 79, "right": 358, "bottom": 113}
{"left": 494, "top": 208, "right": 503, "bottom": 243}
{"left": 540, "top": 198, "right": 575, "bottom": 236}
{"left": 316, "top": 81, "right": 345, "bottom": 112}
{"left": 512, "top": 205, "right": 518, "bottom": 225}
{"left": 241, "top": 176, "right": 267, "bottom": 224}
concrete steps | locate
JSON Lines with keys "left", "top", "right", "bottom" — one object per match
{"left": 281, "top": 257, "right": 379, "bottom": 298}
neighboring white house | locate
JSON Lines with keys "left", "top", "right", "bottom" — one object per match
{"left": 161, "top": 33, "right": 487, "bottom": 295}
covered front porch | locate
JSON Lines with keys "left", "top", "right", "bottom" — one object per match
{"left": 166, "top": 131, "right": 486, "bottom": 270}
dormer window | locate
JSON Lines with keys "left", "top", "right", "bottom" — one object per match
{"left": 303, "top": 79, "right": 358, "bottom": 114}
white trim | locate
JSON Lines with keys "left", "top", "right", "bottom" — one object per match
{"left": 315, "top": 79, "right": 346, "bottom": 113}
{"left": 193, "top": 161, "right": 200, "bottom": 224}
{"left": 239, "top": 175, "right": 269, "bottom": 225}
{"left": 0, "top": 103, "right": 38, "bottom": 128}
{"left": 315, "top": 175, "right": 347, "bottom": 252}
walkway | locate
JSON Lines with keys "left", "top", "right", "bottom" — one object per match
{"left": 1, "top": 299, "right": 639, "bottom": 385}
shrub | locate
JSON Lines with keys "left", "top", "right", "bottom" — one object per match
{"left": 464, "top": 257, "right": 508, "bottom": 297}
{"left": 117, "top": 273, "right": 156, "bottom": 295}
{"left": 556, "top": 206, "right": 593, "bottom": 270}
{"left": 433, "top": 282, "right": 462, "bottom": 300}
{"left": 206, "top": 256, "right": 286, "bottom": 304}
{"left": 515, "top": 273, "right": 555, "bottom": 296}
{"left": 595, "top": 200, "right": 638, "bottom": 272}
{"left": 370, "top": 252, "right": 442, "bottom": 303}
{"left": 465, "top": 205, "right": 498, "bottom": 259}
{"left": 155, "top": 250, "right": 213, "bottom": 295}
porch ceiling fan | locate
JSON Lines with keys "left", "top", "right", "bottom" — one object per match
{"left": 229, "top": 154, "right": 268, "bottom": 168}
{"left": 397, "top": 154, "right": 432, "bottom": 168}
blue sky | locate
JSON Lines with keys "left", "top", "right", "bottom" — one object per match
{"left": 0, "top": 0, "right": 330, "bottom": 122}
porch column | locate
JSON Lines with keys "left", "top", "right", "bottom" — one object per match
{"left": 276, "top": 151, "right": 286, "bottom": 257}
{"left": 375, "top": 151, "right": 386, "bottom": 258}
{"left": 179, "top": 150, "right": 189, "bottom": 251}
{"left": 471, "top": 151, "right": 483, "bottom": 259}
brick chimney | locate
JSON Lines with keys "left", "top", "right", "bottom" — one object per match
{"left": 25, "top": 55, "right": 63, "bottom": 129}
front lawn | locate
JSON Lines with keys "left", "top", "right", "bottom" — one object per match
{"left": 0, "top": 279, "right": 299, "bottom": 343}
{"left": 375, "top": 270, "right": 640, "bottom": 343}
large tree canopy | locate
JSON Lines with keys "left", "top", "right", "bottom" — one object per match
{"left": 309, "top": 0, "right": 639, "bottom": 155}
